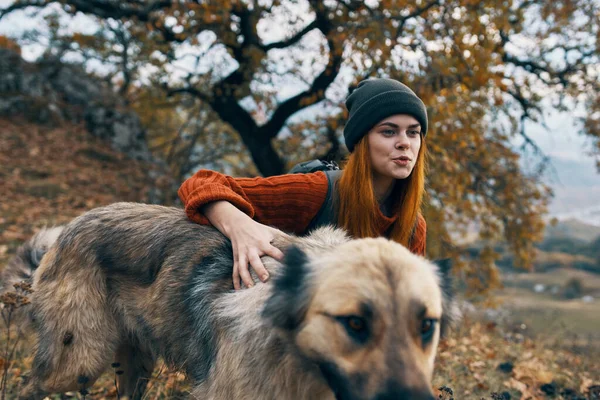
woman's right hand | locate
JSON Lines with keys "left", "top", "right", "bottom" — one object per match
{"left": 202, "top": 201, "right": 285, "bottom": 290}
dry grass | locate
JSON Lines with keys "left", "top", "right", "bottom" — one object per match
{"left": 0, "top": 290, "right": 598, "bottom": 399}
{"left": 433, "top": 318, "right": 599, "bottom": 399}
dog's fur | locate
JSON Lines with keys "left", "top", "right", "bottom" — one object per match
{"left": 0, "top": 226, "right": 64, "bottom": 329}
{"left": 11, "top": 202, "right": 456, "bottom": 400}
{"left": 0, "top": 226, "right": 64, "bottom": 291}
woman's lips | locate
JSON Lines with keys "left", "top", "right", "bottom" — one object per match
{"left": 392, "top": 158, "right": 410, "bottom": 166}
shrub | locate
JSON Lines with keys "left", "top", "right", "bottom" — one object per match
{"left": 562, "top": 278, "right": 584, "bottom": 299}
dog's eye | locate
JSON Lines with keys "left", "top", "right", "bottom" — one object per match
{"left": 336, "top": 316, "right": 369, "bottom": 344}
{"left": 347, "top": 316, "right": 364, "bottom": 331}
{"left": 421, "top": 319, "right": 437, "bottom": 343}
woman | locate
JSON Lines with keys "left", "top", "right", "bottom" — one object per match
{"left": 178, "top": 78, "right": 428, "bottom": 289}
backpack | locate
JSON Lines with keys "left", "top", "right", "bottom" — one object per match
{"left": 288, "top": 159, "right": 340, "bottom": 174}
{"left": 289, "top": 159, "right": 342, "bottom": 232}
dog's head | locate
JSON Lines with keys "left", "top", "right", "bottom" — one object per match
{"left": 262, "top": 237, "right": 456, "bottom": 400}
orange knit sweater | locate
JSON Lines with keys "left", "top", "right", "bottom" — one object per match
{"left": 178, "top": 169, "right": 427, "bottom": 256}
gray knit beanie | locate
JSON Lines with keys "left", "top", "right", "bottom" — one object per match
{"left": 343, "top": 78, "right": 428, "bottom": 152}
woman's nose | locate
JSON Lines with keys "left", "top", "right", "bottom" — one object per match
{"left": 395, "top": 132, "right": 410, "bottom": 149}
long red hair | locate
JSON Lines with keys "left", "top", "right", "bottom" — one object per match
{"left": 336, "top": 135, "right": 427, "bottom": 247}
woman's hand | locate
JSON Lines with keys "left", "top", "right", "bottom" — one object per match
{"left": 202, "top": 201, "right": 285, "bottom": 290}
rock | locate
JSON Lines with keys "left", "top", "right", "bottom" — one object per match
{"left": 534, "top": 283, "right": 545, "bottom": 293}
{"left": 0, "top": 49, "right": 152, "bottom": 161}
{"left": 540, "top": 382, "right": 557, "bottom": 396}
{"left": 0, "top": 49, "right": 178, "bottom": 204}
{"left": 497, "top": 361, "right": 514, "bottom": 373}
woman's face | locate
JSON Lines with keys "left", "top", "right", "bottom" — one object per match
{"left": 367, "top": 114, "right": 422, "bottom": 181}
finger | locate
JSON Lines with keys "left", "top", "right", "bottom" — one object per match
{"left": 248, "top": 252, "right": 270, "bottom": 282}
{"left": 232, "top": 261, "right": 241, "bottom": 291}
{"left": 264, "top": 244, "right": 284, "bottom": 261}
{"left": 269, "top": 228, "right": 291, "bottom": 243}
{"left": 232, "top": 246, "right": 242, "bottom": 290}
{"left": 237, "top": 253, "right": 254, "bottom": 288}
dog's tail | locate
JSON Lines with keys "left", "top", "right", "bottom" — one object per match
{"left": 1, "top": 226, "right": 64, "bottom": 332}
{"left": 0, "top": 226, "right": 64, "bottom": 292}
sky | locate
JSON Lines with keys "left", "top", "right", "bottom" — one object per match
{"left": 518, "top": 108, "right": 600, "bottom": 216}
{"left": 1, "top": 1, "right": 599, "bottom": 218}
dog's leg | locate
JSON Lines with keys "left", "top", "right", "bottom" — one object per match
{"left": 113, "top": 339, "right": 155, "bottom": 400}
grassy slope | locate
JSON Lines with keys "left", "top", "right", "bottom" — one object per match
{"left": 0, "top": 118, "right": 155, "bottom": 264}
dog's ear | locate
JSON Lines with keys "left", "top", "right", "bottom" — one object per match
{"left": 262, "top": 245, "right": 312, "bottom": 331}
{"left": 433, "top": 258, "right": 461, "bottom": 337}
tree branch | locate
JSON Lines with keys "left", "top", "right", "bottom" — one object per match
{"left": 261, "top": 20, "right": 318, "bottom": 51}
{"left": 260, "top": 34, "right": 343, "bottom": 140}
{"left": 394, "top": 0, "right": 440, "bottom": 37}
{"left": 218, "top": 3, "right": 263, "bottom": 91}
{"left": 63, "top": 0, "right": 172, "bottom": 21}
{"left": 506, "top": 87, "right": 547, "bottom": 156}
{"left": 166, "top": 87, "right": 210, "bottom": 103}
{"left": 258, "top": 1, "right": 341, "bottom": 139}
{"left": 316, "top": 122, "right": 342, "bottom": 161}
{"left": 0, "top": 0, "right": 49, "bottom": 21}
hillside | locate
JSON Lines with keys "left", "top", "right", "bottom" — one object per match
{"left": 0, "top": 48, "right": 176, "bottom": 265}
{"left": 545, "top": 218, "right": 600, "bottom": 243}
{"left": 0, "top": 117, "right": 173, "bottom": 266}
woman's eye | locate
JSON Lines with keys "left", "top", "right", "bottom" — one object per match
{"left": 381, "top": 129, "right": 396, "bottom": 136}
{"left": 408, "top": 130, "right": 421, "bottom": 136}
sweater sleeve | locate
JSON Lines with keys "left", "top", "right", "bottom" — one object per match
{"left": 178, "top": 169, "right": 329, "bottom": 234}
{"left": 409, "top": 213, "right": 427, "bottom": 256}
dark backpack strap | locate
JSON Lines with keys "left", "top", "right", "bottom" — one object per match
{"left": 306, "top": 170, "right": 342, "bottom": 232}
{"left": 289, "top": 159, "right": 340, "bottom": 174}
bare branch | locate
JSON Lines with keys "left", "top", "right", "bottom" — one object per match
{"left": 108, "top": 22, "right": 132, "bottom": 97}
{"left": 261, "top": 20, "right": 318, "bottom": 51}
{"left": 506, "top": 87, "right": 547, "bottom": 156}
{"left": 0, "top": 0, "right": 49, "bottom": 21}
{"left": 218, "top": 3, "right": 264, "bottom": 90}
{"left": 166, "top": 87, "right": 210, "bottom": 103}
{"left": 62, "top": 0, "right": 172, "bottom": 21}
{"left": 316, "top": 122, "right": 342, "bottom": 161}
{"left": 260, "top": 33, "right": 343, "bottom": 140}
{"left": 395, "top": 0, "right": 440, "bottom": 37}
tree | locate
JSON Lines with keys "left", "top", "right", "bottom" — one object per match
{"left": 2, "top": 0, "right": 598, "bottom": 293}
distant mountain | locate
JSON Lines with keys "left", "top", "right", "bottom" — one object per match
{"left": 540, "top": 156, "right": 600, "bottom": 220}
{"left": 544, "top": 217, "right": 600, "bottom": 243}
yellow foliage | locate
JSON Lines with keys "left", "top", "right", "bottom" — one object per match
{"left": 0, "top": 35, "right": 20, "bottom": 54}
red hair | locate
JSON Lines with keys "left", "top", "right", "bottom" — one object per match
{"left": 336, "top": 135, "right": 427, "bottom": 247}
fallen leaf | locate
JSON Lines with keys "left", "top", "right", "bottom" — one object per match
{"left": 513, "top": 359, "right": 554, "bottom": 384}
